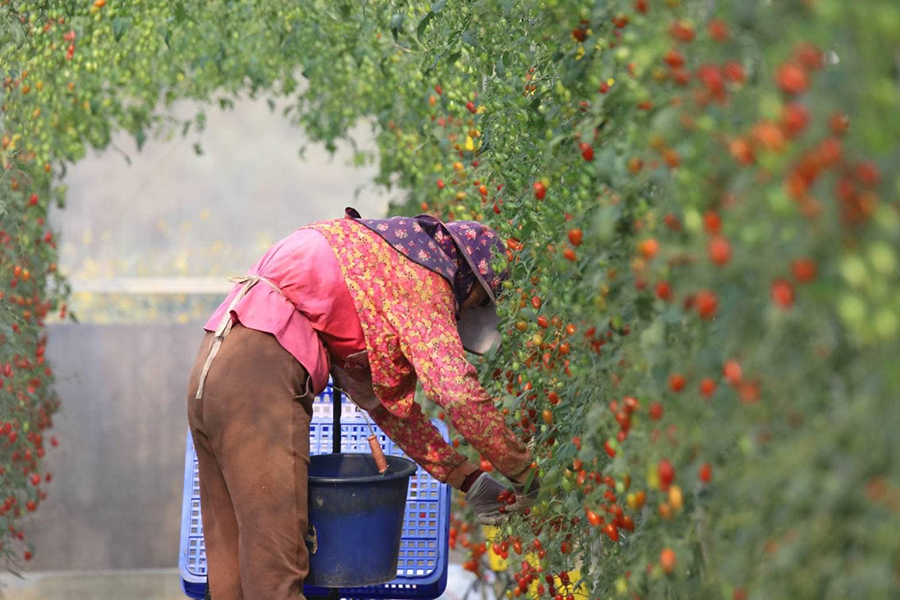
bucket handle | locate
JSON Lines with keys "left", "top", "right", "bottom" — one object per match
{"left": 331, "top": 385, "right": 388, "bottom": 474}
{"left": 305, "top": 524, "right": 318, "bottom": 555}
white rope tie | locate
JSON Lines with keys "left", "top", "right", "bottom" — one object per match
{"left": 194, "top": 275, "right": 287, "bottom": 400}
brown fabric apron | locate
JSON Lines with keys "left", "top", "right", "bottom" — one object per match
{"left": 188, "top": 297, "right": 316, "bottom": 599}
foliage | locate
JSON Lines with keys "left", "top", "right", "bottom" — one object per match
{"left": 2, "top": 0, "right": 899, "bottom": 596}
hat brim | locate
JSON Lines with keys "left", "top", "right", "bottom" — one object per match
{"left": 444, "top": 227, "right": 498, "bottom": 304}
{"left": 458, "top": 303, "right": 502, "bottom": 355}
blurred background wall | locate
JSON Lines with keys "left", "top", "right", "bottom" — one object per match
{"left": 28, "top": 97, "right": 393, "bottom": 570}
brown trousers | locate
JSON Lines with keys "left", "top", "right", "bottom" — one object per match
{"left": 187, "top": 324, "right": 315, "bottom": 600}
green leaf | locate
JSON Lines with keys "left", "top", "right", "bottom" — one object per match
{"left": 112, "top": 18, "right": 131, "bottom": 42}
{"left": 522, "top": 464, "right": 538, "bottom": 494}
{"left": 496, "top": 54, "right": 506, "bottom": 77}
{"left": 390, "top": 13, "right": 404, "bottom": 40}
{"left": 135, "top": 128, "right": 147, "bottom": 152}
{"left": 442, "top": 50, "right": 462, "bottom": 69}
{"left": 416, "top": 0, "right": 447, "bottom": 44}
{"left": 174, "top": 2, "right": 189, "bottom": 23}
{"left": 416, "top": 13, "right": 435, "bottom": 44}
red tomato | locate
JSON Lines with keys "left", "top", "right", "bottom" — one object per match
{"left": 708, "top": 18, "right": 729, "bottom": 42}
{"left": 708, "top": 236, "right": 732, "bottom": 266}
{"left": 656, "top": 281, "right": 673, "bottom": 301}
{"left": 776, "top": 63, "right": 808, "bottom": 95}
{"left": 699, "top": 462, "right": 712, "bottom": 483}
{"left": 703, "top": 211, "right": 721, "bottom": 234}
{"left": 639, "top": 238, "right": 659, "bottom": 259}
{"left": 771, "top": 279, "right": 795, "bottom": 309}
{"left": 695, "top": 290, "right": 719, "bottom": 320}
{"left": 623, "top": 396, "right": 639, "bottom": 412}
{"left": 660, "top": 548, "right": 676, "bottom": 573}
{"left": 657, "top": 459, "right": 675, "bottom": 491}
{"left": 791, "top": 258, "right": 817, "bottom": 283}
{"left": 604, "top": 522, "right": 619, "bottom": 541}
{"left": 604, "top": 440, "right": 616, "bottom": 457}
{"left": 724, "top": 359, "right": 743, "bottom": 385}
{"left": 579, "top": 142, "right": 594, "bottom": 161}
{"left": 781, "top": 102, "right": 810, "bottom": 137}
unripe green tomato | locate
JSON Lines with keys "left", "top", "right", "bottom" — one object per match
{"left": 769, "top": 188, "right": 793, "bottom": 215}
{"left": 841, "top": 256, "right": 868, "bottom": 288}
{"left": 875, "top": 309, "right": 898, "bottom": 339}
{"left": 683, "top": 208, "right": 702, "bottom": 233}
{"left": 869, "top": 242, "right": 897, "bottom": 274}
{"left": 875, "top": 204, "right": 900, "bottom": 232}
{"left": 838, "top": 294, "right": 866, "bottom": 327}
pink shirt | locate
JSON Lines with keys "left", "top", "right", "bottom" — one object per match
{"left": 204, "top": 228, "right": 365, "bottom": 393}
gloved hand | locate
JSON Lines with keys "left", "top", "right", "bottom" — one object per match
{"left": 465, "top": 472, "right": 510, "bottom": 526}
{"left": 507, "top": 475, "right": 540, "bottom": 515}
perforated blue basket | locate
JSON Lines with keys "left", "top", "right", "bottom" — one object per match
{"left": 179, "top": 388, "right": 451, "bottom": 599}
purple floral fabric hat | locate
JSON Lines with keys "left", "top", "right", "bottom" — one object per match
{"left": 345, "top": 207, "right": 508, "bottom": 354}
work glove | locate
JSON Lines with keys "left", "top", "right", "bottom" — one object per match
{"left": 507, "top": 475, "right": 540, "bottom": 515}
{"left": 466, "top": 472, "right": 510, "bottom": 526}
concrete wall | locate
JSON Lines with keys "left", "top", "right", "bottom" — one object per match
{"left": 28, "top": 323, "right": 205, "bottom": 570}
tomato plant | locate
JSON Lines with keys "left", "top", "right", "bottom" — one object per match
{"left": 2, "top": 0, "right": 899, "bottom": 596}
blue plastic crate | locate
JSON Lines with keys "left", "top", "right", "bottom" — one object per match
{"left": 179, "top": 390, "right": 451, "bottom": 599}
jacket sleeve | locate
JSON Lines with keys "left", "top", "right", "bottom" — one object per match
{"left": 397, "top": 278, "right": 532, "bottom": 481}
